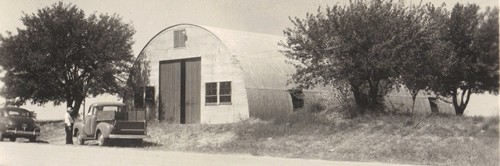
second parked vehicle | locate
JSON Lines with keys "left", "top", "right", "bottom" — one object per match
{"left": 0, "top": 107, "right": 40, "bottom": 142}
{"left": 73, "top": 102, "right": 148, "bottom": 146}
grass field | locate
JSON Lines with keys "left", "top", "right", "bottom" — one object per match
{"left": 38, "top": 112, "right": 499, "bottom": 166}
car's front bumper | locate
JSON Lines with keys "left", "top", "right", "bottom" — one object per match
{"left": 5, "top": 129, "right": 41, "bottom": 137}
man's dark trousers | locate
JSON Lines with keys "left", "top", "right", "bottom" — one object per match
{"left": 65, "top": 124, "right": 73, "bottom": 144}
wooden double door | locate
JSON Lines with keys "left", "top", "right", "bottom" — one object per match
{"left": 159, "top": 58, "right": 201, "bottom": 124}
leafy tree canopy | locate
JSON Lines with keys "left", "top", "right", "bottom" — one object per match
{"left": 433, "top": 4, "right": 499, "bottom": 115}
{"left": 0, "top": 2, "right": 135, "bottom": 117}
{"left": 281, "top": 0, "right": 444, "bottom": 110}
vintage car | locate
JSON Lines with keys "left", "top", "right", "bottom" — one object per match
{"left": 73, "top": 102, "right": 148, "bottom": 146}
{"left": 0, "top": 107, "right": 41, "bottom": 142}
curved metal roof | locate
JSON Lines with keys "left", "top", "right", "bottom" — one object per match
{"left": 200, "top": 25, "right": 296, "bottom": 90}
{"left": 137, "top": 23, "right": 296, "bottom": 91}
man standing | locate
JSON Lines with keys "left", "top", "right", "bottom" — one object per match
{"left": 64, "top": 107, "right": 74, "bottom": 144}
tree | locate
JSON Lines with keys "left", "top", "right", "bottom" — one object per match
{"left": 432, "top": 4, "right": 499, "bottom": 115}
{"left": 0, "top": 2, "right": 135, "bottom": 118}
{"left": 281, "top": 0, "right": 441, "bottom": 111}
{"left": 396, "top": 4, "right": 452, "bottom": 112}
{"left": 123, "top": 53, "right": 150, "bottom": 107}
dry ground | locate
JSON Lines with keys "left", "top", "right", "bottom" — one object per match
{"left": 37, "top": 112, "right": 499, "bottom": 166}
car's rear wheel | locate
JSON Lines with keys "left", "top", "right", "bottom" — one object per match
{"left": 9, "top": 137, "right": 16, "bottom": 142}
{"left": 29, "top": 136, "right": 36, "bottom": 142}
{"left": 96, "top": 131, "right": 108, "bottom": 146}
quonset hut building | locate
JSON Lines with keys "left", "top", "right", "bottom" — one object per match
{"left": 135, "top": 24, "right": 298, "bottom": 124}
{"left": 133, "top": 23, "right": 454, "bottom": 124}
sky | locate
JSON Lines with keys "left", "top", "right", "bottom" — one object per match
{"left": 0, "top": 0, "right": 498, "bottom": 119}
{"left": 0, "top": 0, "right": 498, "bottom": 56}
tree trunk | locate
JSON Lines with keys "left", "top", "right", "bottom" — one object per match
{"left": 410, "top": 89, "right": 419, "bottom": 113}
{"left": 455, "top": 106, "right": 465, "bottom": 115}
{"left": 351, "top": 84, "right": 368, "bottom": 111}
{"left": 72, "top": 98, "right": 83, "bottom": 118}
{"left": 366, "top": 79, "right": 382, "bottom": 111}
{"left": 451, "top": 88, "right": 472, "bottom": 116}
{"left": 65, "top": 94, "right": 84, "bottom": 118}
{"left": 368, "top": 82, "right": 378, "bottom": 109}
{"left": 66, "top": 98, "right": 73, "bottom": 112}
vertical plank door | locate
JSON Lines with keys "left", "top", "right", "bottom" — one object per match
{"left": 159, "top": 61, "right": 181, "bottom": 123}
{"left": 184, "top": 58, "right": 201, "bottom": 124}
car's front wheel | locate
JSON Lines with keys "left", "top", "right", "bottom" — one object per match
{"left": 96, "top": 131, "right": 108, "bottom": 146}
{"left": 9, "top": 137, "right": 16, "bottom": 142}
{"left": 75, "top": 130, "right": 84, "bottom": 145}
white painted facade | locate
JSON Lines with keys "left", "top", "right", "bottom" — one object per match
{"left": 140, "top": 24, "right": 251, "bottom": 123}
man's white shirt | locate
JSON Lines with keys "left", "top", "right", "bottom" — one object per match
{"left": 64, "top": 113, "right": 74, "bottom": 126}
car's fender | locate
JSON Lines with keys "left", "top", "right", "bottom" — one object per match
{"left": 73, "top": 122, "right": 84, "bottom": 136}
{"left": 95, "top": 122, "right": 114, "bottom": 139}
{"left": 0, "top": 123, "right": 5, "bottom": 131}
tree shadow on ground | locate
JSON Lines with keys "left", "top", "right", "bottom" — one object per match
{"left": 33, "top": 140, "right": 50, "bottom": 144}
{"left": 83, "top": 139, "right": 162, "bottom": 148}
{"left": 3, "top": 138, "right": 50, "bottom": 144}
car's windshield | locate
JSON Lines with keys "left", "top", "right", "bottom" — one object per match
{"left": 7, "top": 110, "right": 29, "bottom": 117}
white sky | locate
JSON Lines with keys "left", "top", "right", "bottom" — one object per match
{"left": 0, "top": 0, "right": 497, "bottom": 56}
{"left": 0, "top": 0, "right": 498, "bottom": 118}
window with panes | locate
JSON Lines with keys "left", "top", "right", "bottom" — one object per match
{"left": 205, "top": 81, "right": 232, "bottom": 105}
{"left": 205, "top": 82, "right": 217, "bottom": 104}
{"left": 219, "top": 82, "right": 231, "bottom": 103}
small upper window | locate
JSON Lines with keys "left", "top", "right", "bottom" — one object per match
{"left": 219, "top": 82, "right": 231, "bottom": 103}
{"left": 174, "top": 29, "right": 187, "bottom": 48}
{"left": 205, "top": 82, "right": 217, "bottom": 104}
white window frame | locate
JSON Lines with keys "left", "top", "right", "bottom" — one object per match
{"left": 204, "top": 81, "right": 232, "bottom": 106}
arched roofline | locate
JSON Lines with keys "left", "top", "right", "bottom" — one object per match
{"left": 133, "top": 23, "right": 229, "bottom": 67}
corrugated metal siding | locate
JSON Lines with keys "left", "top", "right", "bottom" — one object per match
{"left": 246, "top": 89, "right": 293, "bottom": 120}
{"left": 385, "top": 88, "right": 454, "bottom": 114}
{"left": 384, "top": 96, "right": 453, "bottom": 114}
{"left": 203, "top": 26, "right": 296, "bottom": 118}
{"left": 204, "top": 27, "right": 295, "bottom": 90}
{"left": 301, "top": 90, "right": 343, "bottom": 111}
